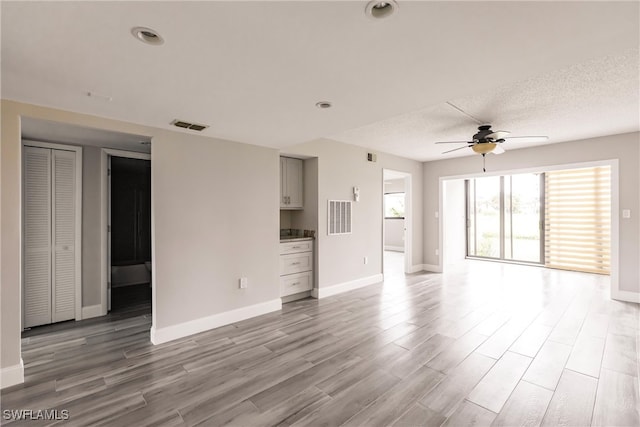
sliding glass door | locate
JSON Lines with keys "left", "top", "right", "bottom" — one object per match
{"left": 467, "top": 173, "right": 543, "bottom": 264}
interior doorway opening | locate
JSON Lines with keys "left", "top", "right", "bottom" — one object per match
{"left": 383, "top": 169, "right": 412, "bottom": 277}
{"left": 107, "top": 151, "right": 152, "bottom": 315}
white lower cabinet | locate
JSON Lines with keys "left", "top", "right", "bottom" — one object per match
{"left": 279, "top": 239, "right": 313, "bottom": 297}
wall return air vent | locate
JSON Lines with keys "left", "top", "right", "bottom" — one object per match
{"left": 171, "top": 119, "right": 209, "bottom": 132}
{"left": 328, "top": 200, "right": 352, "bottom": 235}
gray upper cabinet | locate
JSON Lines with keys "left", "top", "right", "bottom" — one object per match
{"left": 280, "top": 157, "right": 303, "bottom": 209}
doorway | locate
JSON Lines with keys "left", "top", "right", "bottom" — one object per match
{"left": 21, "top": 141, "right": 82, "bottom": 328}
{"left": 383, "top": 169, "right": 412, "bottom": 277}
{"left": 107, "top": 153, "right": 151, "bottom": 314}
{"left": 466, "top": 172, "right": 544, "bottom": 264}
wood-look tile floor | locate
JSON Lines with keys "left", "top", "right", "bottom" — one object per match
{"left": 3, "top": 261, "right": 639, "bottom": 426}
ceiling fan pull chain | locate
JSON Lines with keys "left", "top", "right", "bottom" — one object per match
{"left": 482, "top": 153, "right": 486, "bottom": 172}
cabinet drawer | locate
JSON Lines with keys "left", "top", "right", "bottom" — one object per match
{"left": 281, "top": 271, "right": 313, "bottom": 296}
{"left": 280, "top": 252, "right": 312, "bottom": 275}
{"left": 280, "top": 240, "right": 313, "bottom": 255}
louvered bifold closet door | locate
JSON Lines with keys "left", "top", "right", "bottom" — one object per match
{"left": 23, "top": 147, "right": 52, "bottom": 328}
{"left": 545, "top": 166, "right": 611, "bottom": 274}
{"left": 52, "top": 149, "right": 76, "bottom": 322}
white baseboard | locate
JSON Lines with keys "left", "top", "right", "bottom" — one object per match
{"left": 612, "top": 289, "right": 640, "bottom": 303}
{"left": 1, "top": 359, "right": 24, "bottom": 389}
{"left": 150, "top": 298, "right": 282, "bottom": 345}
{"left": 408, "top": 264, "right": 424, "bottom": 274}
{"left": 384, "top": 245, "right": 404, "bottom": 252}
{"left": 313, "top": 274, "right": 383, "bottom": 299}
{"left": 422, "top": 264, "right": 442, "bottom": 273}
{"left": 81, "top": 304, "right": 105, "bottom": 319}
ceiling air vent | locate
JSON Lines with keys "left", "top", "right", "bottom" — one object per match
{"left": 171, "top": 119, "right": 209, "bottom": 132}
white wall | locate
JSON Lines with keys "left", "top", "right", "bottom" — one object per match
{"left": 286, "top": 138, "right": 424, "bottom": 289}
{"left": 423, "top": 132, "right": 640, "bottom": 298}
{"left": 151, "top": 132, "right": 280, "bottom": 332}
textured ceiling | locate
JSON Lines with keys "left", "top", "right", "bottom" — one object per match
{"left": 332, "top": 50, "right": 640, "bottom": 161}
{"left": 1, "top": 1, "right": 638, "bottom": 159}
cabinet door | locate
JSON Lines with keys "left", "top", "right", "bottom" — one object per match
{"left": 285, "top": 157, "right": 303, "bottom": 209}
{"left": 51, "top": 149, "right": 76, "bottom": 323}
{"left": 280, "top": 157, "right": 287, "bottom": 208}
{"left": 23, "top": 147, "right": 53, "bottom": 328}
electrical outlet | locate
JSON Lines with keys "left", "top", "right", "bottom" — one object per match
{"left": 435, "top": 249, "right": 439, "bottom": 256}
{"left": 363, "top": 256, "right": 368, "bottom": 265}
{"left": 622, "top": 209, "right": 631, "bottom": 218}
{"left": 239, "top": 277, "right": 248, "bottom": 289}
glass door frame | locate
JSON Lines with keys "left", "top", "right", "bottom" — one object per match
{"left": 465, "top": 173, "right": 545, "bottom": 265}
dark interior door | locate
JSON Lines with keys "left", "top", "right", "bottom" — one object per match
{"left": 111, "top": 157, "right": 151, "bottom": 265}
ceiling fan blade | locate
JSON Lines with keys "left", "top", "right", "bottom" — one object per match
{"left": 485, "top": 130, "right": 510, "bottom": 140}
{"left": 442, "top": 145, "right": 472, "bottom": 154}
{"left": 434, "top": 141, "right": 473, "bottom": 144}
{"left": 503, "top": 135, "right": 549, "bottom": 142}
{"left": 492, "top": 145, "right": 505, "bottom": 155}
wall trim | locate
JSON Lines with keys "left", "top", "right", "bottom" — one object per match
{"left": 1, "top": 359, "right": 24, "bottom": 389}
{"left": 81, "top": 304, "right": 105, "bottom": 319}
{"left": 384, "top": 245, "right": 404, "bottom": 252}
{"left": 408, "top": 264, "right": 425, "bottom": 274}
{"left": 101, "top": 148, "right": 152, "bottom": 316}
{"left": 611, "top": 289, "right": 640, "bottom": 304}
{"left": 313, "top": 273, "right": 383, "bottom": 299}
{"left": 150, "top": 298, "right": 282, "bottom": 345}
{"left": 422, "top": 264, "right": 442, "bottom": 273}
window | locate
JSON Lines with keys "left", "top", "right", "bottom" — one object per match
{"left": 384, "top": 193, "right": 405, "bottom": 219}
{"left": 465, "top": 166, "right": 611, "bottom": 275}
{"left": 466, "top": 173, "right": 543, "bottom": 263}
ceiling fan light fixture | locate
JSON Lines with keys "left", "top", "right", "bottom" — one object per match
{"left": 365, "top": 0, "right": 398, "bottom": 19}
{"left": 471, "top": 143, "right": 496, "bottom": 155}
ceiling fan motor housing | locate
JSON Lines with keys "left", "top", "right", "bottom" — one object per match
{"left": 473, "top": 125, "right": 505, "bottom": 143}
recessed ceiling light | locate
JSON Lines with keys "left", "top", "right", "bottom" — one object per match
{"left": 131, "top": 27, "right": 164, "bottom": 46}
{"left": 365, "top": 0, "right": 399, "bottom": 19}
{"left": 316, "top": 101, "right": 332, "bottom": 109}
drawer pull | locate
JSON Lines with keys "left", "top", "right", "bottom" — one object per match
{"left": 291, "top": 261, "right": 301, "bottom": 265}
{"left": 292, "top": 282, "right": 300, "bottom": 286}
{"left": 291, "top": 246, "right": 301, "bottom": 249}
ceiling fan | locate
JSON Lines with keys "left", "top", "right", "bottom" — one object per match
{"left": 435, "top": 102, "right": 549, "bottom": 171}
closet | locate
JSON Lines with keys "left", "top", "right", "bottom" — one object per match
{"left": 23, "top": 144, "right": 80, "bottom": 328}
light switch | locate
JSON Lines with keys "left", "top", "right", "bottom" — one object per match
{"left": 622, "top": 209, "right": 631, "bottom": 219}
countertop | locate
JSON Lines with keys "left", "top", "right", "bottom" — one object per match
{"left": 280, "top": 236, "right": 314, "bottom": 243}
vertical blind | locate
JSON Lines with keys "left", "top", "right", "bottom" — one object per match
{"left": 544, "top": 166, "right": 611, "bottom": 274}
